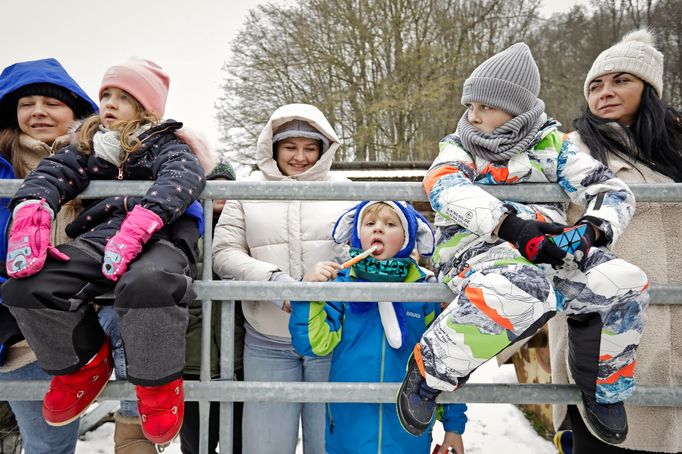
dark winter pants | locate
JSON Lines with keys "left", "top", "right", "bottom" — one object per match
{"left": 180, "top": 369, "right": 244, "bottom": 454}
{"left": 2, "top": 238, "right": 194, "bottom": 386}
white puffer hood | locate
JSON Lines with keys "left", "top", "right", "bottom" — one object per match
{"left": 255, "top": 103, "right": 340, "bottom": 181}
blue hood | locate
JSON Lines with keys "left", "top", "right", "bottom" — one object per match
{"left": 0, "top": 58, "right": 97, "bottom": 129}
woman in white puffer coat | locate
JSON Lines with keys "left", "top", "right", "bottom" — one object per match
{"left": 212, "top": 103, "right": 354, "bottom": 453}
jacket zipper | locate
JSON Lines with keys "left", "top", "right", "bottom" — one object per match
{"left": 377, "top": 333, "right": 387, "bottom": 453}
{"left": 115, "top": 124, "right": 175, "bottom": 181}
{"left": 327, "top": 402, "right": 334, "bottom": 434}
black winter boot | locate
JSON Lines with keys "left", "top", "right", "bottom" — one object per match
{"left": 396, "top": 353, "right": 440, "bottom": 436}
{"left": 579, "top": 393, "right": 628, "bottom": 445}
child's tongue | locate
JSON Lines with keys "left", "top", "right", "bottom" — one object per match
{"left": 371, "top": 241, "right": 384, "bottom": 255}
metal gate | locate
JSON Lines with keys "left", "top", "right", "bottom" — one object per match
{"left": 1, "top": 179, "right": 681, "bottom": 454}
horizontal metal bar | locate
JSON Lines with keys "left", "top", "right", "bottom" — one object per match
{"left": 199, "top": 181, "right": 681, "bottom": 203}
{"left": 194, "top": 281, "right": 680, "bottom": 305}
{"left": 630, "top": 182, "right": 682, "bottom": 202}
{"left": 2, "top": 380, "right": 680, "bottom": 407}
{"left": 1, "top": 180, "right": 680, "bottom": 202}
{"left": 201, "top": 181, "right": 433, "bottom": 201}
{"left": 332, "top": 160, "right": 433, "bottom": 170}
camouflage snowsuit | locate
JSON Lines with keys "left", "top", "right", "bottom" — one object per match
{"left": 420, "top": 120, "right": 649, "bottom": 404}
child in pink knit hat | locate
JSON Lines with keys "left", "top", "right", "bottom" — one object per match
{"left": 1, "top": 58, "right": 211, "bottom": 447}
{"left": 99, "top": 57, "right": 170, "bottom": 119}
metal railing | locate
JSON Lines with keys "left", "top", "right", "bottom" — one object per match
{"left": 1, "top": 180, "right": 682, "bottom": 454}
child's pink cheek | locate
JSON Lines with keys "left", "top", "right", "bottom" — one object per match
{"left": 388, "top": 234, "right": 404, "bottom": 249}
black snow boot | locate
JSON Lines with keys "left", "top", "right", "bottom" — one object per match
{"left": 579, "top": 393, "right": 628, "bottom": 445}
{"left": 396, "top": 353, "right": 440, "bottom": 436}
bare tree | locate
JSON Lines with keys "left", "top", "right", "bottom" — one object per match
{"left": 217, "top": 0, "right": 540, "bottom": 166}
{"left": 217, "top": 0, "right": 680, "bottom": 167}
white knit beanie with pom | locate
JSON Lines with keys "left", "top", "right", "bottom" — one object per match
{"left": 584, "top": 29, "right": 664, "bottom": 98}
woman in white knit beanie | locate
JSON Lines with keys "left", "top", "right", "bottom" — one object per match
{"left": 577, "top": 29, "right": 682, "bottom": 181}
{"left": 550, "top": 29, "right": 682, "bottom": 454}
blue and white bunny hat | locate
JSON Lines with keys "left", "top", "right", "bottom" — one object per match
{"left": 332, "top": 201, "right": 435, "bottom": 258}
{"left": 331, "top": 201, "right": 434, "bottom": 350}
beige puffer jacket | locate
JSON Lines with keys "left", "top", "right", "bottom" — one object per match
{"left": 549, "top": 131, "right": 682, "bottom": 452}
{"left": 212, "top": 104, "right": 354, "bottom": 339}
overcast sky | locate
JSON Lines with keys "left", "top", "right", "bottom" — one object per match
{"left": 1, "top": 0, "right": 584, "bottom": 148}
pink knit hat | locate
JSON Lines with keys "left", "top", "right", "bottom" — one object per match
{"left": 99, "top": 57, "right": 170, "bottom": 118}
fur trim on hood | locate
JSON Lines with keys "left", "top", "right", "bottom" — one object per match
{"left": 174, "top": 126, "right": 220, "bottom": 174}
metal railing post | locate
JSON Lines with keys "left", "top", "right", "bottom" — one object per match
{"left": 198, "top": 198, "right": 214, "bottom": 454}
{"left": 218, "top": 299, "right": 236, "bottom": 454}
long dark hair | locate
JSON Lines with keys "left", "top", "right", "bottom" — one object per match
{"left": 573, "top": 84, "right": 682, "bottom": 182}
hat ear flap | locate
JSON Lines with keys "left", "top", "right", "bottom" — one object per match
{"left": 332, "top": 204, "right": 360, "bottom": 245}
{"left": 414, "top": 211, "right": 435, "bottom": 256}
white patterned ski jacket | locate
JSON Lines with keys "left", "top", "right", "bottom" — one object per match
{"left": 424, "top": 118, "right": 635, "bottom": 281}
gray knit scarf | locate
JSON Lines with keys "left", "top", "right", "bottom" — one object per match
{"left": 93, "top": 124, "right": 151, "bottom": 167}
{"left": 457, "top": 99, "right": 546, "bottom": 162}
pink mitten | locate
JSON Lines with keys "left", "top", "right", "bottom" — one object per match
{"left": 6, "top": 199, "right": 70, "bottom": 278}
{"left": 102, "top": 205, "right": 163, "bottom": 281}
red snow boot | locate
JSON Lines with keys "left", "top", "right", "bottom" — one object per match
{"left": 43, "top": 338, "right": 113, "bottom": 426}
{"left": 136, "top": 377, "right": 184, "bottom": 445}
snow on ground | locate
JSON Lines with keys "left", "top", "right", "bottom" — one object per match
{"left": 429, "top": 360, "right": 556, "bottom": 454}
{"left": 76, "top": 421, "right": 183, "bottom": 454}
{"left": 75, "top": 361, "right": 556, "bottom": 453}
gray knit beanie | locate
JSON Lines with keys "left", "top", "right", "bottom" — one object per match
{"left": 272, "top": 119, "right": 330, "bottom": 154}
{"left": 207, "top": 161, "right": 236, "bottom": 181}
{"left": 461, "top": 42, "right": 541, "bottom": 117}
{"left": 584, "top": 29, "right": 663, "bottom": 99}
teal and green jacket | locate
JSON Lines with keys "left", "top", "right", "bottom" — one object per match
{"left": 289, "top": 265, "right": 467, "bottom": 454}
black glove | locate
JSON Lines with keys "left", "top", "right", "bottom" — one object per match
{"left": 498, "top": 213, "right": 567, "bottom": 267}
{"left": 548, "top": 223, "right": 596, "bottom": 265}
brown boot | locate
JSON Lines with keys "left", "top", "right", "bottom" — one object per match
{"left": 114, "top": 411, "right": 157, "bottom": 454}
